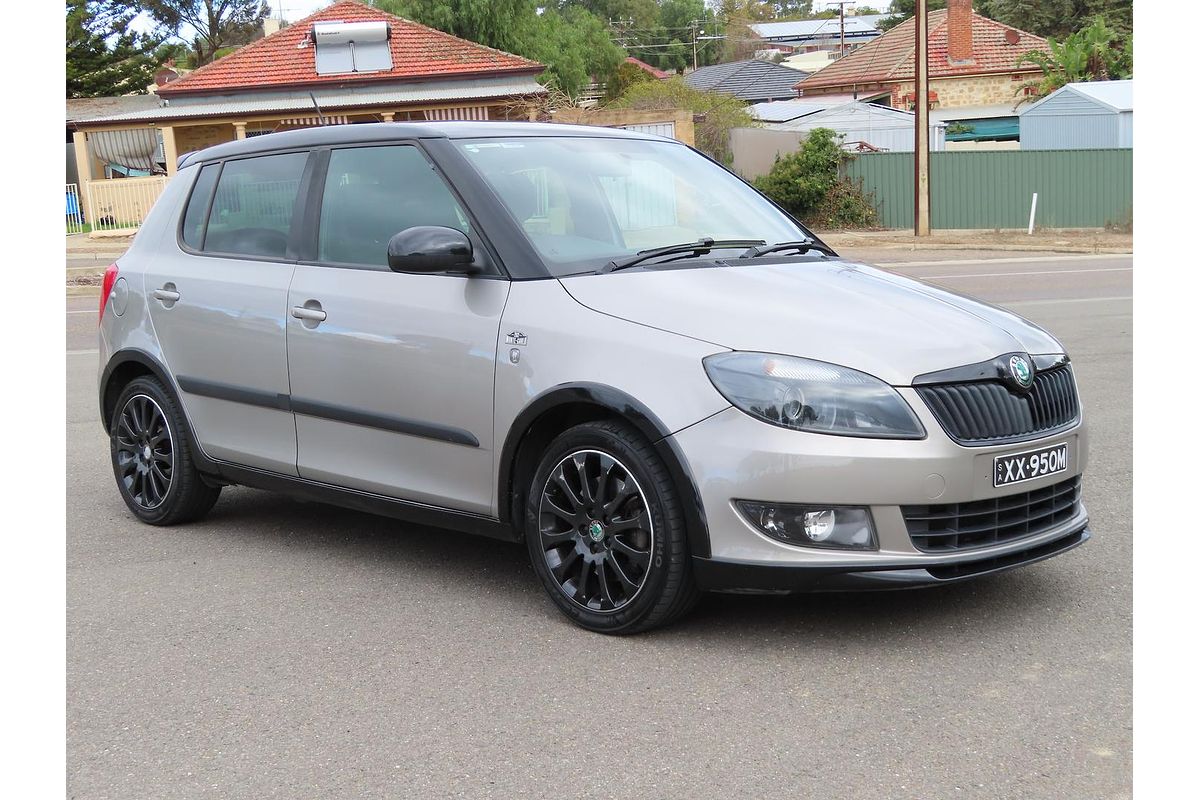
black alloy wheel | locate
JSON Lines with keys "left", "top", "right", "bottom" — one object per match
{"left": 525, "top": 420, "right": 700, "bottom": 634}
{"left": 538, "top": 449, "right": 654, "bottom": 613}
{"left": 109, "top": 376, "right": 221, "bottom": 525}
{"left": 114, "top": 394, "right": 174, "bottom": 510}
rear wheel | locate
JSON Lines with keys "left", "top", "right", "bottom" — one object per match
{"left": 109, "top": 376, "right": 220, "bottom": 525}
{"left": 525, "top": 420, "right": 699, "bottom": 634}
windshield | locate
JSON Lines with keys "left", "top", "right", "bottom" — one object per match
{"left": 454, "top": 137, "right": 814, "bottom": 276}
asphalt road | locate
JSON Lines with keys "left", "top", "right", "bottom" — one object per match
{"left": 67, "top": 252, "right": 1132, "bottom": 799}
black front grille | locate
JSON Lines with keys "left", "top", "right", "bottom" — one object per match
{"left": 903, "top": 475, "right": 1082, "bottom": 553}
{"left": 916, "top": 365, "right": 1080, "bottom": 445}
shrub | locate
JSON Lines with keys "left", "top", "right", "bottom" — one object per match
{"left": 753, "top": 128, "right": 878, "bottom": 229}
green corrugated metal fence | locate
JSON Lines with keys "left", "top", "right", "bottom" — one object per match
{"left": 841, "top": 149, "right": 1133, "bottom": 229}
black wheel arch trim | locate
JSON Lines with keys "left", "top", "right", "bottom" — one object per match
{"left": 497, "top": 382, "right": 713, "bottom": 558}
{"left": 100, "top": 348, "right": 223, "bottom": 476}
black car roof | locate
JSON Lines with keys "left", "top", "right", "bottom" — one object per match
{"left": 177, "top": 121, "right": 675, "bottom": 169}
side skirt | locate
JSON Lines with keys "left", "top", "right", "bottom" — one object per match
{"left": 208, "top": 461, "right": 517, "bottom": 543}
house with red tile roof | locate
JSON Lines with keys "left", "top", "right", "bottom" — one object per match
{"left": 70, "top": 0, "right": 546, "bottom": 214}
{"left": 623, "top": 57, "right": 672, "bottom": 80}
{"left": 795, "top": 0, "right": 1051, "bottom": 111}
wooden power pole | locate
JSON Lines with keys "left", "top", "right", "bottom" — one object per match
{"left": 914, "top": 0, "right": 931, "bottom": 236}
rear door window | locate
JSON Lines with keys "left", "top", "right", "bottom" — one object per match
{"left": 317, "top": 145, "right": 471, "bottom": 268}
{"left": 203, "top": 152, "right": 307, "bottom": 259}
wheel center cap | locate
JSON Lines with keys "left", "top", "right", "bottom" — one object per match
{"left": 143, "top": 445, "right": 152, "bottom": 461}
{"left": 587, "top": 520, "right": 605, "bottom": 542}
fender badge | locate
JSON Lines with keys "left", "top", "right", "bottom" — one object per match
{"left": 506, "top": 331, "right": 528, "bottom": 346}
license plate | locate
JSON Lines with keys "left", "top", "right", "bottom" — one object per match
{"left": 993, "top": 442, "right": 1069, "bottom": 488}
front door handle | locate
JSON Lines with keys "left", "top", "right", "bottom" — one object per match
{"left": 291, "top": 304, "right": 327, "bottom": 323}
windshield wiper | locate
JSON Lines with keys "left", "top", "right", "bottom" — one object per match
{"left": 601, "top": 237, "right": 766, "bottom": 274}
{"left": 738, "top": 239, "right": 837, "bottom": 259}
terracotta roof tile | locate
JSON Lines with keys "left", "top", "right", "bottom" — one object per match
{"left": 797, "top": 10, "right": 1051, "bottom": 91}
{"left": 158, "top": 0, "right": 543, "bottom": 96}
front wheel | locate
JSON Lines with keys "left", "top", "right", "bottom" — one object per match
{"left": 525, "top": 420, "right": 699, "bottom": 634}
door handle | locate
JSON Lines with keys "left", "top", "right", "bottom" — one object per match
{"left": 152, "top": 284, "right": 180, "bottom": 304}
{"left": 291, "top": 305, "right": 327, "bottom": 323}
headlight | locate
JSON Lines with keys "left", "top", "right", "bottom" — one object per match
{"left": 703, "top": 352, "right": 925, "bottom": 439}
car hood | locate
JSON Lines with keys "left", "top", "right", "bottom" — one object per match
{"left": 559, "top": 259, "right": 1063, "bottom": 386}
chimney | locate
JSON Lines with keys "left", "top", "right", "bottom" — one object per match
{"left": 948, "top": 0, "right": 974, "bottom": 64}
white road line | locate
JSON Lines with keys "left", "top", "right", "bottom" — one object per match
{"left": 879, "top": 253, "right": 1132, "bottom": 268}
{"left": 67, "top": 310, "right": 97, "bottom": 315}
{"left": 1002, "top": 296, "right": 1132, "bottom": 307}
{"left": 67, "top": 349, "right": 99, "bottom": 355}
{"left": 920, "top": 267, "right": 1132, "bottom": 280}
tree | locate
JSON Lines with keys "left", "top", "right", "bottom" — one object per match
{"left": 520, "top": 5, "right": 626, "bottom": 95}
{"left": 1016, "top": 16, "right": 1132, "bottom": 103}
{"left": 879, "top": 1, "right": 1132, "bottom": 40}
{"left": 609, "top": 78, "right": 754, "bottom": 163}
{"left": 604, "top": 58, "right": 657, "bottom": 101}
{"left": 878, "top": 0, "right": 946, "bottom": 32}
{"left": 374, "top": 1, "right": 625, "bottom": 96}
{"left": 137, "top": 1, "right": 270, "bottom": 66}
{"left": 67, "top": 0, "right": 163, "bottom": 97}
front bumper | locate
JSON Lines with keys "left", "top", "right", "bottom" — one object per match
{"left": 694, "top": 525, "right": 1089, "bottom": 593}
{"left": 670, "top": 393, "right": 1090, "bottom": 590}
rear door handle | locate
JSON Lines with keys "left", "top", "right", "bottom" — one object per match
{"left": 291, "top": 305, "right": 327, "bottom": 323}
{"left": 152, "top": 284, "right": 180, "bottom": 304}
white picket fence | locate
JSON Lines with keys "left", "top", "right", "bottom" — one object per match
{"left": 66, "top": 183, "right": 85, "bottom": 234}
{"left": 85, "top": 176, "right": 168, "bottom": 234}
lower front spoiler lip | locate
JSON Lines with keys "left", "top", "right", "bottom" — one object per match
{"left": 693, "top": 525, "right": 1090, "bottom": 594}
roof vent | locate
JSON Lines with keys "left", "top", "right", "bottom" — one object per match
{"left": 313, "top": 20, "right": 392, "bottom": 75}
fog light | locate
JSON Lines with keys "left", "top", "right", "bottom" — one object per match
{"left": 736, "top": 501, "right": 877, "bottom": 550}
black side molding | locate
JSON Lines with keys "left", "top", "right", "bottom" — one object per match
{"left": 290, "top": 397, "right": 479, "bottom": 447}
{"left": 175, "top": 375, "right": 479, "bottom": 447}
{"left": 177, "top": 376, "right": 290, "bottom": 411}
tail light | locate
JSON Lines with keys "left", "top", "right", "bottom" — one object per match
{"left": 99, "top": 263, "right": 119, "bottom": 324}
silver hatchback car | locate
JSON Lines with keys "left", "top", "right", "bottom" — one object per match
{"left": 98, "top": 122, "right": 1089, "bottom": 633}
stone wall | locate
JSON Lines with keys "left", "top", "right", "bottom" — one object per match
{"left": 889, "top": 72, "right": 1038, "bottom": 109}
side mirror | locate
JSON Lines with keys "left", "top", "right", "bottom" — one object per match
{"left": 386, "top": 226, "right": 478, "bottom": 274}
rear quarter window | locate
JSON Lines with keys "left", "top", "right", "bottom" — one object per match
{"left": 180, "top": 163, "right": 219, "bottom": 250}
{"left": 202, "top": 152, "right": 307, "bottom": 259}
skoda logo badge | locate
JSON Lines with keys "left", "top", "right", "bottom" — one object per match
{"left": 1008, "top": 355, "right": 1034, "bottom": 389}
{"left": 587, "top": 520, "right": 605, "bottom": 542}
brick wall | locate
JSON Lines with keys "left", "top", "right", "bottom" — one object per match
{"left": 947, "top": 0, "right": 974, "bottom": 64}
{"left": 174, "top": 124, "right": 236, "bottom": 156}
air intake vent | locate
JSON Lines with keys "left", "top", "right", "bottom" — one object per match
{"left": 313, "top": 21, "right": 392, "bottom": 75}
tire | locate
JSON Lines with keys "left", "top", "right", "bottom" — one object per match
{"left": 109, "top": 375, "right": 221, "bottom": 526}
{"left": 524, "top": 420, "right": 700, "bottom": 634}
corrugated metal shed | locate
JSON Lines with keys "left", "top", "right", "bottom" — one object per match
{"left": 773, "top": 101, "right": 946, "bottom": 152}
{"left": 1019, "top": 80, "right": 1132, "bottom": 150}
{"left": 749, "top": 97, "right": 857, "bottom": 123}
